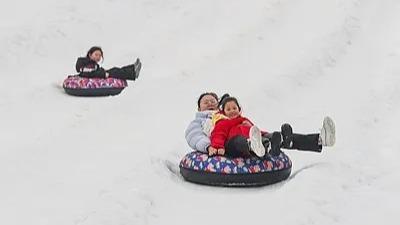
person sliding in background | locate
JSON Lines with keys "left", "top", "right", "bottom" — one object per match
{"left": 75, "top": 46, "right": 142, "bottom": 80}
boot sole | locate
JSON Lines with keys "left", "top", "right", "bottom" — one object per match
{"left": 249, "top": 126, "right": 265, "bottom": 157}
{"left": 134, "top": 58, "right": 142, "bottom": 79}
{"left": 323, "top": 117, "right": 336, "bottom": 146}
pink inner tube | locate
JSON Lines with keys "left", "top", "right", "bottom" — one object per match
{"left": 63, "top": 75, "right": 128, "bottom": 89}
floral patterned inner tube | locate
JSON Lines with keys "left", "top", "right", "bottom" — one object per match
{"left": 179, "top": 151, "right": 292, "bottom": 187}
{"left": 63, "top": 75, "right": 128, "bottom": 96}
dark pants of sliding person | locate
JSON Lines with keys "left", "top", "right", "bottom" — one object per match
{"left": 289, "top": 133, "right": 322, "bottom": 152}
{"left": 224, "top": 135, "right": 252, "bottom": 158}
{"left": 262, "top": 132, "right": 322, "bottom": 152}
{"left": 107, "top": 64, "right": 135, "bottom": 80}
{"left": 224, "top": 133, "right": 322, "bottom": 158}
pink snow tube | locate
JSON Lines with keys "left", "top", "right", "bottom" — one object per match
{"left": 63, "top": 75, "right": 128, "bottom": 96}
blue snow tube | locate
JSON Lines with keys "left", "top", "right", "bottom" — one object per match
{"left": 179, "top": 151, "right": 292, "bottom": 187}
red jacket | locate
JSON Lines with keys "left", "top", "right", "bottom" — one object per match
{"left": 210, "top": 116, "right": 254, "bottom": 149}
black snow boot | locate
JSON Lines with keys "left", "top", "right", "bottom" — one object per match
{"left": 270, "top": 131, "right": 282, "bottom": 157}
{"left": 281, "top": 123, "right": 293, "bottom": 149}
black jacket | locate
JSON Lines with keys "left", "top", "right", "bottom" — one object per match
{"left": 75, "top": 57, "right": 106, "bottom": 78}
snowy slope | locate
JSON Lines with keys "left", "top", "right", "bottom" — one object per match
{"left": 0, "top": 0, "right": 399, "bottom": 224}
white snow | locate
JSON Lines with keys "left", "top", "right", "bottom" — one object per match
{"left": 1, "top": 0, "right": 399, "bottom": 224}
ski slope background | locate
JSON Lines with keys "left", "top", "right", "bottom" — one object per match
{"left": 0, "top": 0, "right": 399, "bottom": 224}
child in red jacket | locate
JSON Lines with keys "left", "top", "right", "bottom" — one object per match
{"left": 209, "top": 96, "right": 274, "bottom": 158}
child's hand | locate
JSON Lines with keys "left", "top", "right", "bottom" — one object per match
{"left": 208, "top": 146, "right": 218, "bottom": 156}
{"left": 217, "top": 148, "right": 225, "bottom": 155}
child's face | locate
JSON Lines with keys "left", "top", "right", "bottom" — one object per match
{"left": 199, "top": 95, "right": 218, "bottom": 111}
{"left": 89, "top": 50, "right": 102, "bottom": 63}
{"left": 223, "top": 101, "right": 240, "bottom": 118}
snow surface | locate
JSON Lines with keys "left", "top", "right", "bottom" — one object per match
{"left": 1, "top": 0, "right": 399, "bottom": 224}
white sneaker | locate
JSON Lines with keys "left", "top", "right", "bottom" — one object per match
{"left": 319, "top": 116, "right": 336, "bottom": 147}
{"left": 249, "top": 126, "right": 265, "bottom": 157}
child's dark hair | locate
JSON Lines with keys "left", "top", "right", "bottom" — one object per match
{"left": 86, "top": 46, "right": 104, "bottom": 60}
{"left": 197, "top": 92, "right": 219, "bottom": 109}
{"left": 219, "top": 94, "right": 241, "bottom": 112}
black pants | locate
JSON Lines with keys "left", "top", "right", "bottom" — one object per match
{"left": 107, "top": 64, "right": 135, "bottom": 80}
{"left": 224, "top": 133, "right": 322, "bottom": 158}
{"left": 289, "top": 133, "right": 322, "bottom": 152}
{"left": 262, "top": 132, "right": 322, "bottom": 152}
{"left": 224, "top": 136, "right": 252, "bottom": 158}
